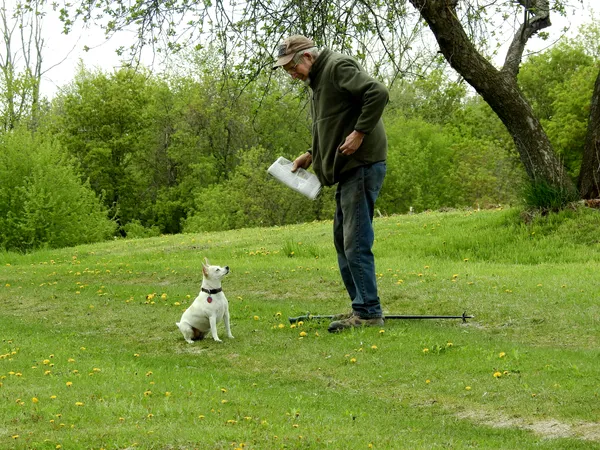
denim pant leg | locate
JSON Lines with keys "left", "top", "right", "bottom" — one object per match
{"left": 333, "top": 162, "right": 386, "bottom": 319}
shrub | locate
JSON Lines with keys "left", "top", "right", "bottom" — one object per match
{"left": 184, "top": 146, "right": 335, "bottom": 232}
{"left": 522, "top": 179, "right": 580, "bottom": 212}
{"left": 0, "top": 129, "right": 116, "bottom": 251}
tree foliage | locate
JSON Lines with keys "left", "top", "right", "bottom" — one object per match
{"left": 2, "top": 14, "right": 599, "bottom": 250}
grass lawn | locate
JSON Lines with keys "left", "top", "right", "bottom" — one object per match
{"left": 1, "top": 207, "right": 599, "bottom": 449}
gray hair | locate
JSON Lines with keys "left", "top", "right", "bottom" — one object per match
{"left": 293, "top": 46, "right": 320, "bottom": 63}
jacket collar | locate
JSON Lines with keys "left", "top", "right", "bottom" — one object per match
{"left": 309, "top": 48, "right": 332, "bottom": 89}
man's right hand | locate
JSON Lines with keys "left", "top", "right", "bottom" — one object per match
{"left": 291, "top": 152, "right": 312, "bottom": 172}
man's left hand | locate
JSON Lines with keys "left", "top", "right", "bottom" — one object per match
{"left": 338, "top": 130, "right": 365, "bottom": 155}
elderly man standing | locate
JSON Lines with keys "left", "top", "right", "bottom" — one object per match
{"left": 273, "top": 35, "right": 389, "bottom": 332}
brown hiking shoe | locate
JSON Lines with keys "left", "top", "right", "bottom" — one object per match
{"left": 328, "top": 314, "right": 384, "bottom": 333}
{"left": 330, "top": 311, "right": 355, "bottom": 320}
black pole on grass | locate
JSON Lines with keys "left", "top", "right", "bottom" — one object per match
{"left": 288, "top": 311, "right": 473, "bottom": 324}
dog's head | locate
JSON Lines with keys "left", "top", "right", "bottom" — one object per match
{"left": 202, "top": 257, "right": 230, "bottom": 281}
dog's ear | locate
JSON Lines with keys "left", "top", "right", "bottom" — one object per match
{"left": 203, "top": 257, "right": 210, "bottom": 266}
{"left": 202, "top": 264, "right": 208, "bottom": 277}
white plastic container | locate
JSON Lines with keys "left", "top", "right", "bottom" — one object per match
{"left": 267, "top": 156, "right": 322, "bottom": 200}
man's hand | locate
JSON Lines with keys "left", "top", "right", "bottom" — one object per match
{"left": 338, "top": 130, "right": 365, "bottom": 155}
{"left": 292, "top": 152, "right": 312, "bottom": 172}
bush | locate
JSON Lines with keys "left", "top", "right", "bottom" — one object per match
{"left": 122, "top": 220, "right": 161, "bottom": 239}
{"left": 522, "top": 179, "right": 580, "bottom": 212}
{"left": 184, "top": 146, "right": 335, "bottom": 232}
{"left": 0, "top": 129, "right": 116, "bottom": 251}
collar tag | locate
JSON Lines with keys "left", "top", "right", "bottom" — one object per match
{"left": 207, "top": 296, "right": 213, "bottom": 303}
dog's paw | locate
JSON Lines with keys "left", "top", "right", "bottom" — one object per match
{"left": 185, "top": 339, "right": 195, "bottom": 344}
{"left": 227, "top": 335, "right": 234, "bottom": 339}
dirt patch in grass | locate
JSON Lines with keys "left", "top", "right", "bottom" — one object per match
{"left": 456, "top": 409, "right": 600, "bottom": 441}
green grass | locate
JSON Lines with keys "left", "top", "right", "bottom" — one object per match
{"left": 1, "top": 207, "right": 599, "bottom": 449}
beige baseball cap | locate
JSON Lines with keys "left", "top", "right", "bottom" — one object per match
{"left": 272, "top": 35, "right": 315, "bottom": 70}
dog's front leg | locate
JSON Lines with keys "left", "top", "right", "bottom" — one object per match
{"left": 224, "top": 310, "right": 234, "bottom": 339}
{"left": 208, "top": 315, "right": 222, "bottom": 342}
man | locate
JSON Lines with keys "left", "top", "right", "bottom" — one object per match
{"left": 272, "top": 35, "right": 389, "bottom": 332}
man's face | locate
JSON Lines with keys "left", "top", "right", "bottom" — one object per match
{"left": 282, "top": 52, "right": 311, "bottom": 81}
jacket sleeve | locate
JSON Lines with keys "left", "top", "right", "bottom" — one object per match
{"left": 330, "top": 58, "right": 389, "bottom": 134}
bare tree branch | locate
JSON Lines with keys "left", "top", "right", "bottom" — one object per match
{"left": 502, "top": 0, "right": 551, "bottom": 77}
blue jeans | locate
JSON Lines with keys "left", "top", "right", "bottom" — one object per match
{"left": 333, "top": 162, "right": 386, "bottom": 319}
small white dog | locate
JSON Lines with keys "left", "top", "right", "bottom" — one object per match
{"left": 176, "top": 258, "right": 234, "bottom": 343}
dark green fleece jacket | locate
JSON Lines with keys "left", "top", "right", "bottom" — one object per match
{"left": 308, "top": 48, "right": 389, "bottom": 186}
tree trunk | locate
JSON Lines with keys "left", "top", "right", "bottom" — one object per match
{"left": 408, "top": 0, "right": 576, "bottom": 195}
{"left": 577, "top": 69, "right": 600, "bottom": 199}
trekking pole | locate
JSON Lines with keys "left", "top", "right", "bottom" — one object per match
{"left": 288, "top": 311, "right": 473, "bottom": 324}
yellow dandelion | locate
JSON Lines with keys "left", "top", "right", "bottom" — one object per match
{"left": 93, "top": 368, "right": 101, "bottom": 372}
{"left": 299, "top": 331, "right": 307, "bottom": 337}
{"left": 278, "top": 323, "right": 285, "bottom": 329}
{"left": 378, "top": 329, "right": 385, "bottom": 334}
{"left": 499, "top": 352, "right": 506, "bottom": 358}
{"left": 144, "top": 391, "right": 152, "bottom": 396}
{"left": 423, "top": 348, "right": 429, "bottom": 353}
{"left": 253, "top": 315, "right": 259, "bottom": 320}
{"left": 161, "top": 293, "right": 168, "bottom": 299}
{"left": 350, "top": 358, "right": 357, "bottom": 363}
{"left": 66, "top": 381, "right": 73, "bottom": 387}
{"left": 75, "top": 402, "right": 84, "bottom": 406}
{"left": 50, "top": 395, "right": 57, "bottom": 399}
{"left": 146, "top": 371, "right": 153, "bottom": 377}
{"left": 221, "top": 399, "right": 228, "bottom": 404}
{"left": 165, "top": 392, "right": 171, "bottom": 397}
{"left": 43, "top": 359, "right": 50, "bottom": 365}
{"left": 221, "top": 388, "right": 227, "bottom": 393}
{"left": 44, "top": 370, "right": 51, "bottom": 375}
{"left": 426, "top": 379, "right": 431, "bottom": 384}
{"left": 297, "top": 321, "right": 304, "bottom": 326}
{"left": 371, "top": 345, "right": 378, "bottom": 350}
{"left": 493, "top": 371, "right": 502, "bottom": 378}
{"left": 465, "top": 386, "right": 472, "bottom": 391}
{"left": 147, "top": 413, "right": 153, "bottom": 418}
{"left": 32, "top": 397, "right": 39, "bottom": 403}
{"left": 198, "top": 415, "right": 205, "bottom": 419}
